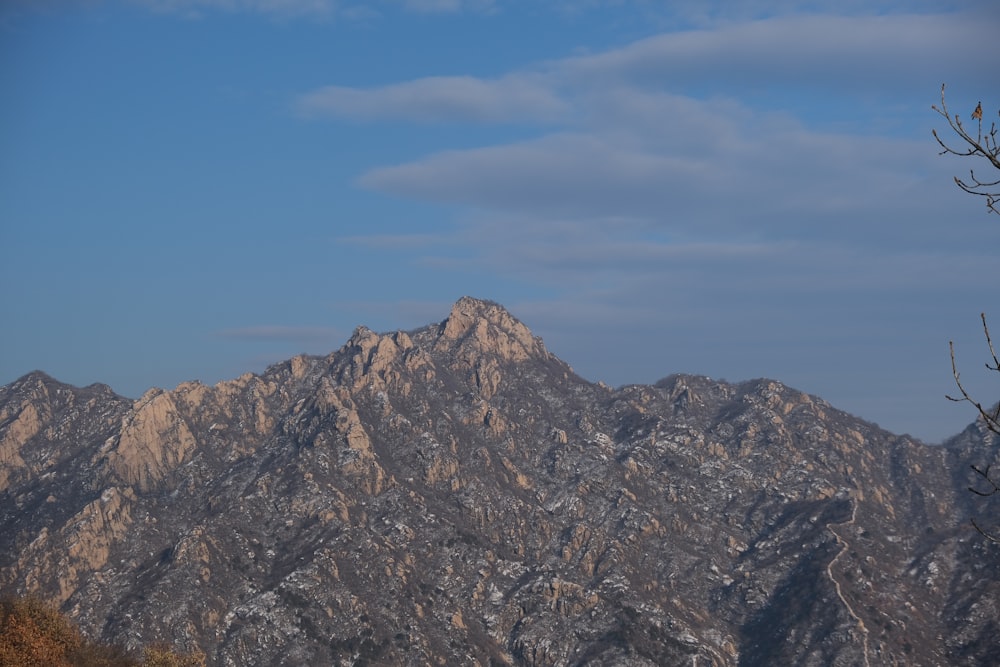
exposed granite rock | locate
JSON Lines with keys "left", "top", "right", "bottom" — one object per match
{"left": 102, "top": 390, "right": 198, "bottom": 492}
{"left": 1, "top": 297, "right": 999, "bottom": 666}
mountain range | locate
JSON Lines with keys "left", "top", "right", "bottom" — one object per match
{"left": 2, "top": 296, "right": 999, "bottom": 666}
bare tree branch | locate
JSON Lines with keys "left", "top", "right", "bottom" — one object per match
{"left": 970, "top": 518, "right": 1000, "bottom": 544}
{"left": 969, "top": 464, "right": 1000, "bottom": 497}
{"left": 968, "top": 462, "right": 1000, "bottom": 544}
{"left": 936, "top": 87, "right": 1000, "bottom": 544}
{"left": 947, "top": 314, "right": 1000, "bottom": 435}
{"left": 933, "top": 84, "right": 1000, "bottom": 214}
{"left": 950, "top": 315, "right": 1000, "bottom": 544}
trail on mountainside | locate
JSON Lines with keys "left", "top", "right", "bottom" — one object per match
{"left": 826, "top": 500, "right": 871, "bottom": 667}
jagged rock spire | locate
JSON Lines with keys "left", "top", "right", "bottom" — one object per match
{"left": 437, "top": 296, "right": 545, "bottom": 362}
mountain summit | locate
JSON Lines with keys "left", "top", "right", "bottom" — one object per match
{"left": 438, "top": 296, "right": 545, "bottom": 358}
{"left": 1, "top": 297, "right": 999, "bottom": 666}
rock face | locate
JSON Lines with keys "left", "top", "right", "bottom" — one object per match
{"left": 1, "top": 296, "right": 999, "bottom": 666}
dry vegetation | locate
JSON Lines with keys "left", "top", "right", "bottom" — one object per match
{"left": 0, "top": 597, "right": 203, "bottom": 667}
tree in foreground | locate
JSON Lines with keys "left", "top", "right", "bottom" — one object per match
{"left": 933, "top": 84, "right": 1000, "bottom": 541}
{"left": 0, "top": 596, "right": 204, "bottom": 667}
{"left": 933, "top": 84, "right": 1000, "bottom": 215}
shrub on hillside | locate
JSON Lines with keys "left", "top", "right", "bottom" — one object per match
{"left": 0, "top": 597, "right": 204, "bottom": 667}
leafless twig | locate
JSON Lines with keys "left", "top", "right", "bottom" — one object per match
{"left": 969, "top": 464, "right": 1000, "bottom": 544}
{"left": 932, "top": 84, "right": 1000, "bottom": 214}
{"left": 947, "top": 313, "right": 1000, "bottom": 435}
{"left": 950, "top": 314, "right": 1000, "bottom": 544}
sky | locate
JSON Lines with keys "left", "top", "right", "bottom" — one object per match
{"left": 2, "top": 0, "right": 999, "bottom": 443}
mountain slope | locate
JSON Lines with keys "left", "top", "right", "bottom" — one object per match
{"left": 2, "top": 296, "right": 998, "bottom": 666}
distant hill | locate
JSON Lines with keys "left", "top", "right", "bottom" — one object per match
{"left": 2, "top": 296, "right": 999, "bottom": 666}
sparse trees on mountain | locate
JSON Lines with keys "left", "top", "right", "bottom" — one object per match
{"left": 933, "top": 85, "right": 1000, "bottom": 542}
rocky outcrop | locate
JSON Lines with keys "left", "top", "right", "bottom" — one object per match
{"left": 102, "top": 390, "right": 197, "bottom": 492}
{"left": 1, "top": 297, "right": 998, "bottom": 666}
{"left": 0, "top": 400, "right": 43, "bottom": 488}
{"left": 11, "top": 486, "right": 136, "bottom": 604}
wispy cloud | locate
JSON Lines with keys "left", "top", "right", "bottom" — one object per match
{"left": 397, "top": 0, "right": 495, "bottom": 13}
{"left": 129, "top": 0, "right": 338, "bottom": 17}
{"left": 548, "top": 0, "right": 994, "bottom": 27}
{"left": 356, "top": 114, "right": 942, "bottom": 244}
{"left": 126, "top": 0, "right": 496, "bottom": 17}
{"left": 297, "top": 74, "right": 568, "bottom": 123}
{"left": 319, "top": 10, "right": 996, "bottom": 255}
{"left": 296, "top": 13, "right": 999, "bottom": 123}
{"left": 560, "top": 13, "right": 998, "bottom": 91}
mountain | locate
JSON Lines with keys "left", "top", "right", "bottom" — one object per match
{"left": 2, "top": 296, "right": 999, "bottom": 666}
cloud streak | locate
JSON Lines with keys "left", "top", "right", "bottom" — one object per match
{"left": 560, "top": 13, "right": 1000, "bottom": 91}
{"left": 356, "top": 112, "right": 943, "bottom": 245}
{"left": 397, "top": 0, "right": 494, "bottom": 13}
{"left": 130, "top": 0, "right": 338, "bottom": 17}
{"left": 298, "top": 74, "right": 568, "bottom": 123}
{"left": 316, "top": 10, "right": 997, "bottom": 259}
{"left": 297, "top": 13, "right": 1000, "bottom": 124}
{"left": 126, "top": 0, "right": 497, "bottom": 17}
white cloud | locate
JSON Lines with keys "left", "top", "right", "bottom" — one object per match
{"left": 295, "top": 12, "right": 999, "bottom": 121}
{"left": 356, "top": 106, "right": 942, "bottom": 244}
{"left": 397, "top": 0, "right": 494, "bottom": 12}
{"left": 298, "top": 11, "right": 996, "bottom": 245}
{"left": 560, "top": 13, "right": 999, "bottom": 90}
{"left": 297, "top": 74, "right": 568, "bottom": 123}
{"left": 130, "top": 0, "right": 337, "bottom": 17}
{"left": 319, "top": 8, "right": 1000, "bottom": 254}
{"left": 127, "top": 0, "right": 496, "bottom": 17}
{"left": 549, "top": 0, "right": 995, "bottom": 27}
{"left": 386, "top": 205, "right": 999, "bottom": 295}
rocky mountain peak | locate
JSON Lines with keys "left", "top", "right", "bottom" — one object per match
{"left": 436, "top": 296, "right": 546, "bottom": 363}
{"left": 2, "top": 298, "right": 1000, "bottom": 666}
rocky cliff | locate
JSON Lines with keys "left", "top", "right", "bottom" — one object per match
{"left": 1, "top": 296, "right": 999, "bottom": 666}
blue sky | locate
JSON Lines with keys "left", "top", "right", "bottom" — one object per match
{"left": 2, "top": 0, "right": 998, "bottom": 443}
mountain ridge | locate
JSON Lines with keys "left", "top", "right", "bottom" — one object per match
{"left": 2, "top": 296, "right": 999, "bottom": 666}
